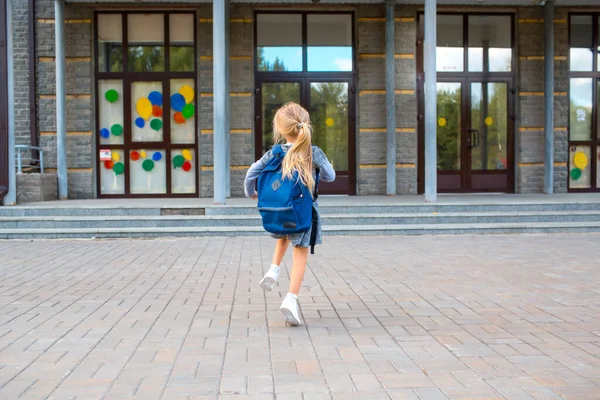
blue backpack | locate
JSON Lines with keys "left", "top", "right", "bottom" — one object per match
{"left": 256, "top": 144, "right": 320, "bottom": 253}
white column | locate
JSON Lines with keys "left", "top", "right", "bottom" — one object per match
{"left": 424, "top": 0, "right": 437, "bottom": 202}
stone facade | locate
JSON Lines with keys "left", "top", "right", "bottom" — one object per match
{"left": 22, "top": 2, "right": 575, "bottom": 199}
{"left": 516, "top": 7, "right": 570, "bottom": 194}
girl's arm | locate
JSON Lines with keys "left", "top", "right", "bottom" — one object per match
{"left": 244, "top": 151, "right": 272, "bottom": 198}
{"left": 313, "top": 147, "right": 336, "bottom": 183}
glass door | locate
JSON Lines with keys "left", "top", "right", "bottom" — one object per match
{"left": 436, "top": 79, "right": 512, "bottom": 192}
{"left": 436, "top": 81, "right": 466, "bottom": 192}
{"left": 468, "top": 80, "right": 511, "bottom": 191}
{"left": 255, "top": 79, "right": 355, "bottom": 194}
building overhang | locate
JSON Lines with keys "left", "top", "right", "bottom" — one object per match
{"left": 64, "top": 0, "right": 600, "bottom": 5}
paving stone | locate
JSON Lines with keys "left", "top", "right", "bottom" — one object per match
{"left": 1, "top": 234, "right": 600, "bottom": 398}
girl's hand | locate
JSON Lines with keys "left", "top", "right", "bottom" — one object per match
{"left": 251, "top": 192, "right": 258, "bottom": 200}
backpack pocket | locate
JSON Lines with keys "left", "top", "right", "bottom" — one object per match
{"left": 258, "top": 205, "right": 300, "bottom": 234}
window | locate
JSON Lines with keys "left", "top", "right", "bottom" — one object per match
{"left": 256, "top": 13, "right": 354, "bottom": 73}
{"left": 427, "top": 14, "right": 513, "bottom": 73}
{"left": 95, "top": 12, "right": 198, "bottom": 197}
{"left": 569, "top": 15, "right": 600, "bottom": 191}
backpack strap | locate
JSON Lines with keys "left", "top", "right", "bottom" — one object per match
{"left": 309, "top": 167, "right": 320, "bottom": 254}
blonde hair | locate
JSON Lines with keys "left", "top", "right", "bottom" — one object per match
{"left": 273, "top": 102, "right": 315, "bottom": 193}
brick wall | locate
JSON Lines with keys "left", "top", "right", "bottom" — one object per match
{"left": 516, "top": 7, "right": 569, "bottom": 194}
{"left": 34, "top": 0, "right": 94, "bottom": 199}
{"left": 13, "top": 0, "right": 31, "bottom": 149}
{"left": 198, "top": 5, "right": 254, "bottom": 197}
{"left": 28, "top": 3, "right": 572, "bottom": 199}
{"left": 356, "top": 5, "right": 418, "bottom": 195}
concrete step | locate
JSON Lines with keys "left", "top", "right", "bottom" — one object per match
{"left": 2, "top": 210, "right": 600, "bottom": 229}
{"left": 4, "top": 202, "right": 600, "bottom": 217}
{"left": 2, "top": 221, "right": 600, "bottom": 239}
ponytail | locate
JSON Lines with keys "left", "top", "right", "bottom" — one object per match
{"left": 282, "top": 123, "right": 315, "bottom": 194}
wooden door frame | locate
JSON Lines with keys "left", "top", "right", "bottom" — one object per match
{"left": 417, "top": 11, "right": 516, "bottom": 194}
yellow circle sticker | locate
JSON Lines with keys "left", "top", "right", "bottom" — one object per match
{"left": 574, "top": 151, "right": 589, "bottom": 170}
{"left": 140, "top": 150, "right": 147, "bottom": 159}
{"left": 325, "top": 118, "right": 334, "bottom": 127}
{"left": 136, "top": 98, "right": 153, "bottom": 120}
{"left": 485, "top": 117, "right": 493, "bottom": 126}
{"left": 438, "top": 118, "right": 447, "bottom": 127}
{"left": 182, "top": 149, "right": 193, "bottom": 161}
{"left": 111, "top": 152, "right": 120, "bottom": 162}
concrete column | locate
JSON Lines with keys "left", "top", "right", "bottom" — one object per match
{"left": 424, "top": 0, "right": 437, "bottom": 202}
{"left": 2, "top": 0, "right": 16, "bottom": 205}
{"left": 544, "top": 0, "right": 555, "bottom": 194}
{"left": 55, "top": 0, "right": 67, "bottom": 199}
{"left": 385, "top": 0, "right": 396, "bottom": 195}
{"left": 213, "top": 0, "right": 230, "bottom": 204}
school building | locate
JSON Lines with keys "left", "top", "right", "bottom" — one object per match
{"left": 1, "top": 0, "right": 599, "bottom": 205}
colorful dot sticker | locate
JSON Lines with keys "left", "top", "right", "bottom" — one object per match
{"left": 182, "top": 161, "right": 192, "bottom": 172}
{"left": 104, "top": 160, "right": 114, "bottom": 170}
{"left": 113, "top": 162, "right": 125, "bottom": 175}
{"left": 571, "top": 168, "right": 582, "bottom": 181}
{"left": 111, "top": 124, "right": 123, "bottom": 136}
{"left": 574, "top": 151, "right": 589, "bottom": 170}
{"left": 100, "top": 128, "right": 110, "bottom": 139}
{"left": 135, "top": 118, "right": 145, "bottom": 129}
{"left": 130, "top": 151, "right": 140, "bottom": 161}
{"left": 325, "top": 118, "right": 334, "bottom": 127}
{"left": 485, "top": 117, "right": 493, "bottom": 126}
{"left": 148, "top": 91, "right": 163, "bottom": 106}
{"left": 182, "top": 149, "right": 192, "bottom": 161}
{"left": 142, "top": 159, "right": 155, "bottom": 172}
{"left": 111, "top": 152, "right": 120, "bottom": 162}
{"left": 150, "top": 119, "right": 163, "bottom": 131}
{"left": 136, "top": 97, "right": 153, "bottom": 120}
{"left": 152, "top": 105, "right": 163, "bottom": 118}
{"left": 140, "top": 150, "right": 147, "bottom": 159}
{"left": 179, "top": 85, "right": 194, "bottom": 104}
{"left": 171, "top": 93, "right": 186, "bottom": 112}
{"left": 152, "top": 151, "right": 162, "bottom": 162}
{"left": 174, "top": 112, "right": 186, "bottom": 125}
{"left": 438, "top": 118, "right": 447, "bottom": 127}
{"left": 105, "top": 89, "right": 119, "bottom": 103}
{"left": 182, "top": 104, "right": 195, "bottom": 119}
{"left": 173, "top": 155, "right": 185, "bottom": 168}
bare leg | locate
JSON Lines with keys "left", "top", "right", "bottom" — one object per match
{"left": 288, "top": 246, "right": 309, "bottom": 295}
{"left": 272, "top": 238, "right": 290, "bottom": 266}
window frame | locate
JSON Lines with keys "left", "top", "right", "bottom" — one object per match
{"left": 94, "top": 11, "right": 199, "bottom": 198}
{"left": 568, "top": 13, "right": 600, "bottom": 192}
{"left": 254, "top": 11, "right": 356, "bottom": 78}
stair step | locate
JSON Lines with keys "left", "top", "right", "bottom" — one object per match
{"left": 3, "top": 221, "right": 600, "bottom": 239}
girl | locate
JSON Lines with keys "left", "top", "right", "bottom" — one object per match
{"left": 244, "top": 102, "right": 335, "bottom": 326}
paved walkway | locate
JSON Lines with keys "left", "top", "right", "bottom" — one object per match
{"left": 0, "top": 234, "right": 599, "bottom": 400}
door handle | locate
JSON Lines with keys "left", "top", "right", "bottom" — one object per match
{"left": 468, "top": 129, "right": 480, "bottom": 148}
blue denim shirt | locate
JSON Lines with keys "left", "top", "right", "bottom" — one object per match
{"left": 244, "top": 144, "right": 336, "bottom": 198}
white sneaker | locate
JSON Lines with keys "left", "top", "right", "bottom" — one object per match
{"left": 280, "top": 293, "right": 302, "bottom": 326}
{"left": 259, "top": 265, "right": 280, "bottom": 291}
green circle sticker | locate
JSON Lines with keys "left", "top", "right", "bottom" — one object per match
{"left": 113, "top": 162, "right": 125, "bottom": 175}
{"left": 142, "top": 159, "right": 155, "bottom": 172}
{"left": 105, "top": 89, "right": 119, "bottom": 103}
{"left": 111, "top": 124, "right": 123, "bottom": 136}
{"left": 173, "top": 155, "right": 185, "bottom": 168}
{"left": 150, "top": 119, "right": 163, "bottom": 131}
{"left": 182, "top": 104, "right": 195, "bottom": 119}
{"left": 570, "top": 168, "right": 582, "bottom": 181}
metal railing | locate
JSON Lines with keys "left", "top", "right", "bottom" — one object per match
{"left": 15, "top": 145, "right": 44, "bottom": 174}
